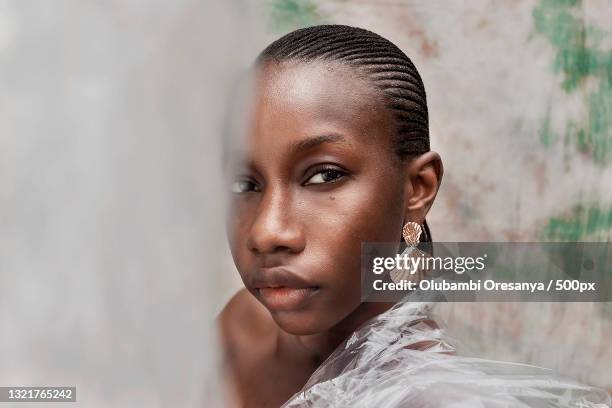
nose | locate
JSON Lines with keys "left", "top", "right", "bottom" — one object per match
{"left": 246, "top": 187, "right": 305, "bottom": 255}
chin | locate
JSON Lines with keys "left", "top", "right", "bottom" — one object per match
{"left": 270, "top": 309, "right": 336, "bottom": 335}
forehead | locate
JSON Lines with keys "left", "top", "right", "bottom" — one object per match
{"left": 248, "top": 60, "right": 395, "bottom": 151}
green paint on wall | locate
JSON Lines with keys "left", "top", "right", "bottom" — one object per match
{"left": 533, "top": 0, "right": 612, "bottom": 164}
{"left": 539, "top": 111, "right": 557, "bottom": 146}
{"left": 267, "top": 0, "right": 323, "bottom": 34}
{"left": 587, "top": 81, "right": 612, "bottom": 162}
{"left": 542, "top": 204, "right": 612, "bottom": 241}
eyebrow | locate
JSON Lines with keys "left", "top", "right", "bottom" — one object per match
{"left": 290, "top": 133, "right": 347, "bottom": 155}
{"left": 222, "top": 133, "right": 348, "bottom": 175}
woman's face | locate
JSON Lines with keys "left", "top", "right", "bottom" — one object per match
{"left": 226, "top": 61, "right": 412, "bottom": 335}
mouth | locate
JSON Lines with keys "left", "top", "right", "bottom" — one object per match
{"left": 251, "top": 267, "right": 320, "bottom": 311}
{"left": 256, "top": 286, "right": 320, "bottom": 311}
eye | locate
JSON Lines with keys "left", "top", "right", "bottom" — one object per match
{"left": 231, "top": 178, "right": 260, "bottom": 193}
{"left": 304, "top": 166, "right": 348, "bottom": 185}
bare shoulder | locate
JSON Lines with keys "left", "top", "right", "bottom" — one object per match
{"left": 217, "top": 288, "right": 276, "bottom": 407}
{"left": 218, "top": 289, "right": 317, "bottom": 407}
{"left": 218, "top": 288, "right": 277, "bottom": 365}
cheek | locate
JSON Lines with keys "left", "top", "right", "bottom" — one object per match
{"left": 225, "top": 203, "right": 240, "bottom": 251}
{"left": 226, "top": 200, "right": 252, "bottom": 274}
{"left": 301, "top": 176, "right": 404, "bottom": 280}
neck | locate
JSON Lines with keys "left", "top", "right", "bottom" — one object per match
{"left": 294, "top": 301, "right": 396, "bottom": 360}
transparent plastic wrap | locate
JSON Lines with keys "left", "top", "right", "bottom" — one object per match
{"left": 282, "top": 294, "right": 611, "bottom": 408}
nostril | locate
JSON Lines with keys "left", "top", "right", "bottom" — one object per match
{"left": 247, "top": 224, "right": 305, "bottom": 255}
{"left": 247, "top": 234, "right": 292, "bottom": 255}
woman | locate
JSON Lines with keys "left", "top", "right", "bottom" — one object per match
{"left": 218, "top": 25, "right": 610, "bottom": 407}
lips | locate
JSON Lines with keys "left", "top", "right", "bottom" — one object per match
{"left": 251, "top": 267, "right": 319, "bottom": 311}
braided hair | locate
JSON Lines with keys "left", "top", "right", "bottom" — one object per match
{"left": 256, "top": 24, "right": 432, "bottom": 243}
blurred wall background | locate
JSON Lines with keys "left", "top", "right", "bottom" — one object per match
{"left": 216, "top": 0, "right": 612, "bottom": 391}
{"left": 0, "top": 0, "right": 262, "bottom": 406}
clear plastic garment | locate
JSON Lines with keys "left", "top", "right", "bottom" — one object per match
{"left": 283, "top": 294, "right": 611, "bottom": 408}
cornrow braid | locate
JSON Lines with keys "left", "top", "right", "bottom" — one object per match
{"left": 257, "top": 24, "right": 430, "bottom": 157}
{"left": 256, "top": 24, "right": 433, "bottom": 243}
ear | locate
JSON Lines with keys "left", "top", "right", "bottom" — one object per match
{"left": 402, "top": 151, "right": 444, "bottom": 224}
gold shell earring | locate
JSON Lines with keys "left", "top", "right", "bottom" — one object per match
{"left": 390, "top": 221, "right": 426, "bottom": 284}
{"left": 402, "top": 221, "right": 422, "bottom": 246}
